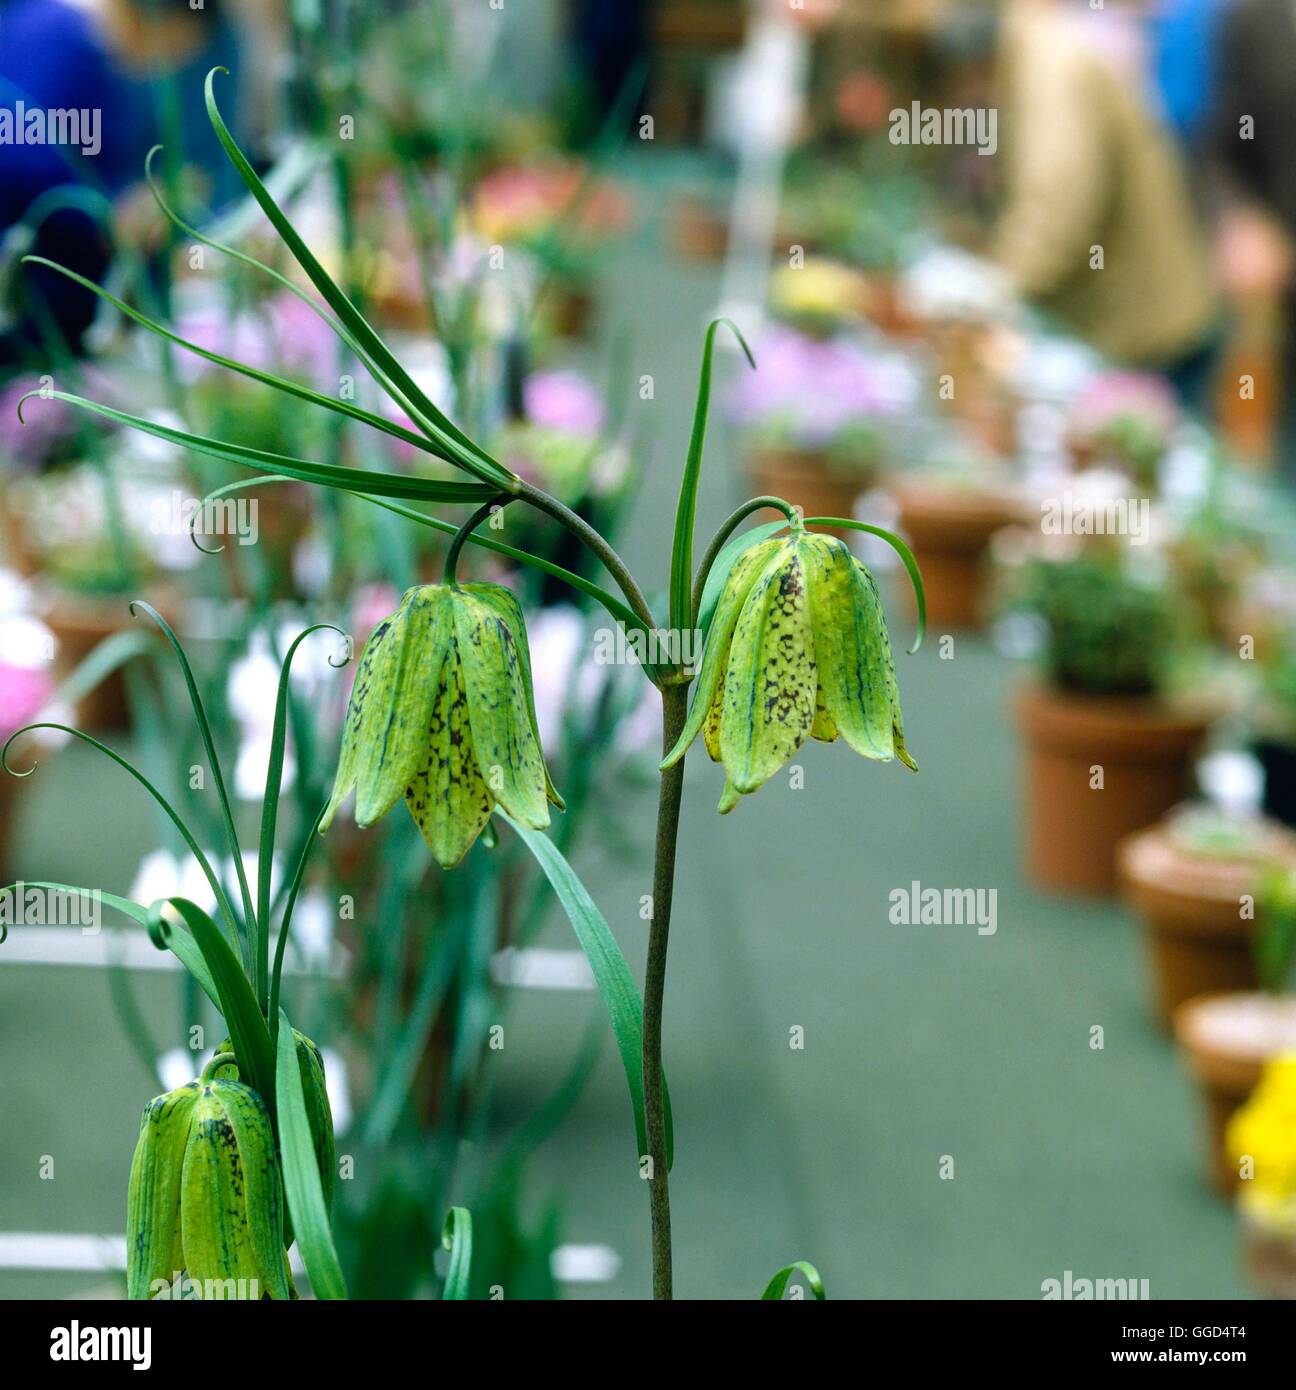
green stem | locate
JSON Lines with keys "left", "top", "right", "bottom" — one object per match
{"left": 690, "top": 496, "right": 799, "bottom": 624}
{"left": 514, "top": 481, "right": 657, "bottom": 633}
{"left": 443, "top": 494, "right": 510, "bottom": 587}
{"left": 643, "top": 681, "right": 689, "bottom": 1299}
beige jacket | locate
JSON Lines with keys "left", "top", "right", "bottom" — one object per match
{"left": 992, "top": 2, "right": 1217, "bottom": 364}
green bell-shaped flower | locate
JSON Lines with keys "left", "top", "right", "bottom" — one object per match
{"left": 322, "top": 582, "right": 563, "bottom": 869}
{"left": 217, "top": 1030, "right": 335, "bottom": 1223}
{"left": 126, "top": 1055, "right": 291, "bottom": 1300}
{"left": 663, "top": 529, "right": 915, "bottom": 812}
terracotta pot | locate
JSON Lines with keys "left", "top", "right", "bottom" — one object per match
{"left": 1240, "top": 1213, "right": 1296, "bottom": 1299}
{"left": 1016, "top": 685, "right": 1211, "bottom": 895}
{"left": 1174, "top": 992, "right": 1296, "bottom": 1194}
{"left": 894, "top": 482, "right": 1024, "bottom": 631}
{"left": 747, "top": 449, "right": 868, "bottom": 537}
{"left": 670, "top": 196, "right": 728, "bottom": 260}
{"left": 43, "top": 586, "right": 178, "bottom": 732}
{"left": 1120, "top": 818, "right": 1296, "bottom": 1030}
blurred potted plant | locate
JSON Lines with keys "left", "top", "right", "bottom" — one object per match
{"left": 1000, "top": 537, "right": 1212, "bottom": 893}
{"left": 1120, "top": 806, "right": 1296, "bottom": 1029}
{"left": 470, "top": 159, "right": 630, "bottom": 339}
{"left": 729, "top": 323, "right": 916, "bottom": 527}
{"left": 1175, "top": 865, "right": 1296, "bottom": 1193}
{"left": 1227, "top": 1052, "right": 1296, "bottom": 1297}
{"left": 1066, "top": 371, "right": 1180, "bottom": 490}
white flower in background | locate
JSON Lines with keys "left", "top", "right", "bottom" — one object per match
{"left": 528, "top": 604, "right": 658, "bottom": 759}
{"left": 227, "top": 624, "right": 341, "bottom": 800}
{"left": 129, "top": 847, "right": 282, "bottom": 917}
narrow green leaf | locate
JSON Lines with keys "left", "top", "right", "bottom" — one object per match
{"left": 441, "top": 1208, "right": 473, "bottom": 1300}
{"left": 276, "top": 1007, "right": 347, "bottom": 1299}
{"left": 761, "top": 1260, "right": 826, "bottom": 1300}
{"left": 22, "top": 255, "right": 468, "bottom": 468}
{"left": 803, "top": 518, "right": 926, "bottom": 653}
{"left": 130, "top": 602, "right": 257, "bottom": 967}
{"left": 149, "top": 897, "right": 275, "bottom": 1114}
{"left": 669, "top": 318, "right": 755, "bottom": 633}
{"left": 499, "top": 811, "right": 673, "bottom": 1169}
{"left": 2, "top": 722, "right": 243, "bottom": 949}
{"left": 17, "top": 390, "right": 497, "bottom": 504}
{"left": 45, "top": 628, "right": 155, "bottom": 713}
{"left": 258, "top": 626, "right": 346, "bottom": 1012}
{"left": 203, "top": 69, "right": 513, "bottom": 490}
{"left": 269, "top": 806, "right": 326, "bottom": 1036}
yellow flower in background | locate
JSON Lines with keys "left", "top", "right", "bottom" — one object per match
{"left": 769, "top": 257, "right": 871, "bottom": 326}
{"left": 1228, "top": 1053, "right": 1296, "bottom": 1232}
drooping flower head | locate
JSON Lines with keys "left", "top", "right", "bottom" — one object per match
{"left": 322, "top": 582, "right": 562, "bottom": 868}
{"left": 663, "top": 528, "right": 915, "bottom": 812}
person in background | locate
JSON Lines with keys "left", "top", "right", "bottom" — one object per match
{"left": 1148, "top": 0, "right": 1235, "bottom": 152}
{"left": 0, "top": 0, "right": 249, "bottom": 365}
{"left": 1211, "top": 0, "right": 1296, "bottom": 482}
{"left": 946, "top": 1, "right": 1220, "bottom": 411}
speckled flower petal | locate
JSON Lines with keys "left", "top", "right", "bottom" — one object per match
{"left": 452, "top": 590, "right": 550, "bottom": 830}
{"left": 461, "top": 581, "right": 564, "bottom": 811}
{"left": 702, "top": 668, "right": 725, "bottom": 762}
{"left": 404, "top": 642, "right": 493, "bottom": 869}
{"left": 354, "top": 586, "right": 453, "bottom": 827}
{"left": 719, "top": 546, "right": 816, "bottom": 798}
{"left": 661, "top": 537, "right": 788, "bottom": 769}
{"left": 801, "top": 535, "right": 893, "bottom": 762}
{"left": 854, "top": 560, "right": 917, "bottom": 771}
{"left": 321, "top": 613, "right": 393, "bottom": 832}
{"left": 810, "top": 681, "right": 838, "bottom": 743}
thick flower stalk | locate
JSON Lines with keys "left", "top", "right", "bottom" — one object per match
{"left": 664, "top": 527, "right": 915, "bottom": 811}
{"left": 322, "top": 581, "right": 563, "bottom": 868}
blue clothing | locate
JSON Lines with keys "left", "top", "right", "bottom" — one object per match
{"left": 1149, "top": 0, "right": 1234, "bottom": 143}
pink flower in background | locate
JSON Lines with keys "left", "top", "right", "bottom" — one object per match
{"left": 524, "top": 371, "right": 604, "bottom": 436}
{"left": 175, "top": 293, "right": 342, "bottom": 386}
{"left": 473, "top": 163, "right": 630, "bottom": 246}
{"left": 0, "top": 662, "right": 52, "bottom": 737}
{"left": 1070, "top": 371, "right": 1180, "bottom": 441}
{"left": 728, "top": 326, "right": 916, "bottom": 448}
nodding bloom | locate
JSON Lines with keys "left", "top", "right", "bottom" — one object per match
{"left": 126, "top": 1055, "right": 291, "bottom": 1300}
{"left": 322, "top": 583, "right": 562, "bottom": 869}
{"left": 663, "top": 529, "right": 915, "bottom": 813}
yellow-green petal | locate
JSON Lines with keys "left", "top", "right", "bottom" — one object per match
{"left": 354, "top": 586, "right": 453, "bottom": 826}
{"left": 719, "top": 545, "right": 817, "bottom": 796}
{"left": 461, "top": 581, "right": 564, "bottom": 811}
{"left": 855, "top": 560, "right": 918, "bottom": 771}
{"left": 801, "top": 535, "right": 893, "bottom": 761}
{"left": 452, "top": 590, "right": 550, "bottom": 830}
{"left": 661, "top": 536, "right": 788, "bottom": 769}
{"left": 320, "top": 613, "right": 394, "bottom": 832}
{"left": 404, "top": 642, "right": 494, "bottom": 869}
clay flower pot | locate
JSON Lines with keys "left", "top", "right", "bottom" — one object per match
{"left": 1120, "top": 817, "right": 1296, "bottom": 1030}
{"left": 1016, "top": 685, "right": 1211, "bottom": 895}
{"left": 747, "top": 448, "right": 871, "bottom": 538}
{"left": 893, "top": 481, "right": 1024, "bottom": 630}
{"left": 1240, "top": 1213, "right": 1296, "bottom": 1299}
{"left": 43, "top": 585, "right": 180, "bottom": 732}
{"left": 1173, "top": 992, "right": 1296, "bottom": 1194}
